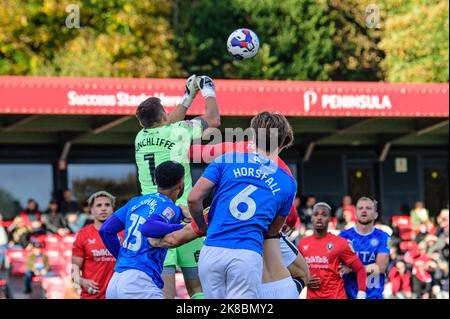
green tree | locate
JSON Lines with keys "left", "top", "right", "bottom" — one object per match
{"left": 173, "top": 0, "right": 384, "bottom": 81}
{"left": 1, "top": 0, "right": 181, "bottom": 77}
{"left": 326, "top": 0, "right": 385, "bottom": 81}
{"left": 379, "top": 0, "right": 449, "bottom": 82}
{"left": 228, "top": 0, "right": 337, "bottom": 80}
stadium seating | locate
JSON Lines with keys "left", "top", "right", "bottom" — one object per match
{"left": 4, "top": 234, "right": 75, "bottom": 298}
{"left": 5, "top": 249, "right": 29, "bottom": 276}
{"left": 392, "top": 216, "right": 413, "bottom": 240}
{"left": 399, "top": 241, "right": 418, "bottom": 253}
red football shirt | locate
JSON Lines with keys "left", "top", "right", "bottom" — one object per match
{"left": 298, "top": 232, "right": 359, "bottom": 299}
{"left": 72, "top": 224, "right": 123, "bottom": 299}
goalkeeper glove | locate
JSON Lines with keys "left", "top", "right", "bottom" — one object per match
{"left": 196, "top": 75, "right": 216, "bottom": 99}
{"left": 179, "top": 74, "right": 199, "bottom": 108}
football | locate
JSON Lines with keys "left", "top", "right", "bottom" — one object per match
{"left": 227, "top": 28, "right": 260, "bottom": 60}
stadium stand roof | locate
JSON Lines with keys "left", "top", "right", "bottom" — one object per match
{"left": 0, "top": 76, "right": 448, "bottom": 156}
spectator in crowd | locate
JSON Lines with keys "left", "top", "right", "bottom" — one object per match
{"left": 66, "top": 212, "right": 83, "bottom": 234}
{"left": 415, "top": 222, "right": 431, "bottom": 243}
{"left": 435, "top": 208, "right": 449, "bottom": 238}
{"left": 299, "top": 195, "right": 316, "bottom": 229}
{"left": 388, "top": 260, "right": 412, "bottom": 299}
{"left": 336, "top": 195, "right": 356, "bottom": 228}
{"left": 23, "top": 241, "right": 50, "bottom": 294}
{"left": 59, "top": 189, "right": 79, "bottom": 216}
{"left": 411, "top": 201, "right": 430, "bottom": 231}
{"left": 0, "top": 214, "right": 8, "bottom": 268}
{"left": 18, "top": 199, "right": 45, "bottom": 234}
{"left": 341, "top": 209, "right": 356, "bottom": 230}
{"left": 387, "top": 246, "right": 401, "bottom": 274}
{"left": 42, "top": 200, "right": 70, "bottom": 235}
{"left": 80, "top": 201, "right": 94, "bottom": 227}
{"left": 7, "top": 216, "right": 31, "bottom": 248}
{"left": 428, "top": 251, "right": 449, "bottom": 299}
{"left": 412, "top": 241, "right": 433, "bottom": 298}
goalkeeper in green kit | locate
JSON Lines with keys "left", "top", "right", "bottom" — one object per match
{"left": 134, "top": 75, "right": 220, "bottom": 299}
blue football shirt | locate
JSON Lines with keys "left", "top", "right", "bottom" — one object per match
{"left": 113, "top": 193, "right": 182, "bottom": 289}
{"left": 339, "top": 227, "right": 390, "bottom": 299}
{"left": 202, "top": 152, "right": 297, "bottom": 256}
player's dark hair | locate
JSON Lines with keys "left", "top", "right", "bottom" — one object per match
{"left": 155, "top": 161, "right": 185, "bottom": 189}
{"left": 250, "top": 111, "right": 294, "bottom": 154}
{"left": 136, "top": 97, "right": 165, "bottom": 128}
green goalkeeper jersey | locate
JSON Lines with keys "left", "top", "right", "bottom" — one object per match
{"left": 135, "top": 120, "right": 203, "bottom": 205}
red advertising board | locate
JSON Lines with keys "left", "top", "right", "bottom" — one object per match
{"left": 0, "top": 76, "right": 448, "bottom": 117}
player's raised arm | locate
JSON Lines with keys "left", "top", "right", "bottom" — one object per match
{"left": 167, "top": 75, "right": 199, "bottom": 124}
{"left": 194, "top": 76, "right": 221, "bottom": 129}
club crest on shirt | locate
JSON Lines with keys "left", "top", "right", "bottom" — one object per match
{"left": 370, "top": 238, "right": 379, "bottom": 246}
{"left": 162, "top": 207, "right": 175, "bottom": 221}
{"left": 327, "top": 243, "right": 334, "bottom": 251}
{"left": 87, "top": 238, "right": 96, "bottom": 245}
{"left": 303, "top": 244, "right": 309, "bottom": 251}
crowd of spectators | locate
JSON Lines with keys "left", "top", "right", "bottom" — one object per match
{"left": 291, "top": 195, "right": 449, "bottom": 299}
{"left": 0, "top": 191, "right": 448, "bottom": 299}
{"left": 0, "top": 190, "right": 93, "bottom": 251}
{"left": 0, "top": 189, "right": 94, "bottom": 295}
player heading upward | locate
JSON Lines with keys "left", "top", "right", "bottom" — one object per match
{"left": 188, "top": 112, "right": 297, "bottom": 298}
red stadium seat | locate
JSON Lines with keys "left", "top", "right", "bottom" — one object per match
{"left": 44, "top": 235, "right": 61, "bottom": 250}
{"left": 330, "top": 217, "right": 338, "bottom": 229}
{"left": 45, "top": 250, "right": 66, "bottom": 273}
{"left": 5, "top": 249, "right": 29, "bottom": 276}
{"left": 32, "top": 276, "right": 42, "bottom": 283}
{"left": 392, "top": 215, "right": 413, "bottom": 240}
{"left": 392, "top": 215, "right": 412, "bottom": 229}
{"left": 40, "top": 276, "right": 66, "bottom": 299}
{"left": 61, "top": 235, "right": 76, "bottom": 250}
{"left": 0, "top": 221, "right": 12, "bottom": 228}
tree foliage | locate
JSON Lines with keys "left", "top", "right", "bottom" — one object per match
{"left": 326, "top": 0, "right": 385, "bottom": 81}
{"left": 1, "top": 0, "right": 181, "bottom": 77}
{"left": 379, "top": 0, "right": 449, "bottom": 82}
{"left": 0, "top": 0, "right": 448, "bottom": 82}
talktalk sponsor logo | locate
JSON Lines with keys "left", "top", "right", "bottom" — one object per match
{"left": 67, "top": 90, "right": 182, "bottom": 107}
{"left": 303, "top": 90, "right": 392, "bottom": 112}
{"left": 305, "top": 256, "right": 329, "bottom": 264}
{"left": 91, "top": 249, "right": 113, "bottom": 257}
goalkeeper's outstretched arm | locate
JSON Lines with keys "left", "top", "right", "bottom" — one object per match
{"left": 195, "top": 76, "right": 221, "bottom": 129}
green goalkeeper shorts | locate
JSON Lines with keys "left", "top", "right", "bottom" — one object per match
{"left": 163, "top": 236, "right": 204, "bottom": 268}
